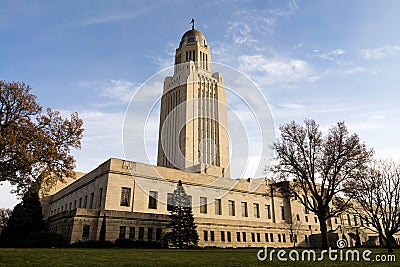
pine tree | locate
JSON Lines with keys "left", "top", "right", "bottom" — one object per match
{"left": 165, "top": 180, "right": 199, "bottom": 248}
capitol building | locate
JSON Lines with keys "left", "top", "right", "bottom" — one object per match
{"left": 42, "top": 26, "right": 381, "bottom": 248}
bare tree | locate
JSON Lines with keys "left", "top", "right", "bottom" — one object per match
{"left": 0, "top": 208, "right": 12, "bottom": 228}
{"left": 287, "top": 212, "right": 302, "bottom": 248}
{"left": 346, "top": 159, "right": 400, "bottom": 253}
{"left": 272, "top": 119, "right": 373, "bottom": 249}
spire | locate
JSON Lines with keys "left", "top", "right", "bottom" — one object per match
{"left": 190, "top": 18, "right": 195, "bottom": 30}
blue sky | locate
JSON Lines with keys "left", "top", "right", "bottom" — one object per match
{"left": 1, "top": 0, "right": 400, "bottom": 208}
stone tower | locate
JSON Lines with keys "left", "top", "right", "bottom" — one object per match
{"left": 157, "top": 24, "right": 230, "bottom": 178}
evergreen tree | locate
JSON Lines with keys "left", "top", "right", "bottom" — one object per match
{"left": 1, "top": 187, "right": 44, "bottom": 239}
{"left": 165, "top": 180, "right": 199, "bottom": 248}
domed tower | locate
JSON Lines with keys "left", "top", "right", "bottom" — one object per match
{"left": 157, "top": 22, "right": 230, "bottom": 178}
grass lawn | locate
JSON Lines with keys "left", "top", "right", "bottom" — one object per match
{"left": 0, "top": 248, "right": 398, "bottom": 267}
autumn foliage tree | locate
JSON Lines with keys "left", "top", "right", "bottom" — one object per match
{"left": 0, "top": 81, "right": 84, "bottom": 195}
{"left": 272, "top": 119, "right": 373, "bottom": 249}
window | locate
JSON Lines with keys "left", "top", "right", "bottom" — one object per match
{"left": 270, "top": 233, "right": 274, "bottom": 242}
{"left": 215, "top": 199, "right": 222, "bottom": 215}
{"left": 266, "top": 205, "right": 271, "bottom": 219}
{"left": 138, "top": 227, "right": 144, "bottom": 240}
{"left": 253, "top": 203, "right": 260, "bottom": 218}
{"left": 257, "top": 233, "right": 261, "bottom": 242}
{"left": 354, "top": 215, "right": 358, "bottom": 226}
{"left": 84, "top": 195, "right": 88, "bottom": 208}
{"left": 129, "top": 227, "right": 135, "bottom": 239}
{"left": 89, "top": 192, "right": 94, "bottom": 209}
{"left": 221, "top": 231, "right": 225, "bottom": 242}
{"left": 282, "top": 234, "right": 286, "bottom": 242}
{"left": 79, "top": 198, "right": 82, "bottom": 208}
{"left": 210, "top": 231, "right": 215, "bottom": 241}
{"left": 241, "top": 202, "right": 248, "bottom": 217}
{"left": 69, "top": 202, "right": 72, "bottom": 211}
{"left": 242, "top": 232, "right": 246, "bottom": 242}
{"left": 120, "top": 187, "right": 131, "bottom": 207}
{"left": 265, "top": 233, "right": 269, "bottom": 242}
{"left": 290, "top": 234, "right": 293, "bottom": 243}
{"left": 236, "top": 232, "right": 241, "bottom": 242}
{"left": 278, "top": 234, "right": 281, "bottom": 242}
{"left": 228, "top": 200, "right": 235, "bottom": 216}
{"left": 119, "top": 226, "right": 126, "bottom": 239}
{"left": 200, "top": 197, "right": 207, "bottom": 213}
{"left": 148, "top": 228, "right": 153, "bottom": 240}
{"left": 156, "top": 228, "right": 162, "bottom": 241}
{"left": 281, "top": 206, "right": 285, "bottom": 220}
{"left": 74, "top": 200, "right": 77, "bottom": 209}
{"left": 251, "top": 233, "right": 255, "bottom": 242}
{"left": 227, "top": 232, "right": 231, "bottom": 242}
{"left": 360, "top": 217, "right": 364, "bottom": 226}
{"left": 314, "top": 217, "right": 318, "bottom": 223}
{"left": 148, "top": 191, "right": 158, "bottom": 209}
{"left": 297, "top": 214, "right": 300, "bottom": 221}
{"left": 167, "top": 193, "right": 174, "bottom": 211}
{"left": 82, "top": 225, "right": 90, "bottom": 239}
{"left": 347, "top": 214, "right": 351, "bottom": 225}
{"left": 335, "top": 217, "right": 338, "bottom": 224}
{"left": 204, "top": 231, "right": 208, "bottom": 241}
{"left": 305, "top": 216, "right": 308, "bottom": 222}
{"left": 98, "top": 188, "right": 103, "bottom": 208}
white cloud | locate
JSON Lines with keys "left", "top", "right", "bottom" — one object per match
{"left": 238, "top": 54, "right": 318, "bottom": 85}
{"left": 361, "top": 45, "right": 400, "bottom": 59}
{"left": 314, "top": 49, "right": 351, "bottom": 66}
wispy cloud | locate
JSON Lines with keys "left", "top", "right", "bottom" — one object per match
{"left": 80, "top": 79, "right": 138, "bottom": 103}
{"left": 313, "top": 49, "right": 352, "bottom": 66}
{"left": 360, "top": 45, "right": 400, "bottom": 59}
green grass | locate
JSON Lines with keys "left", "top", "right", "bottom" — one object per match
{"left": 0, "top": 248, "right": 398, "bottom": 267}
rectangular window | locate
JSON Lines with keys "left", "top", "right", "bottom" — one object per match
{"left": 278, "top": 233, "right": 281, "bottom": 242}
{"left": 148, "top": 191, "right": 158, "bottom": 209}
{"left": 241, "top": 202, "right": 248, "bottom": 217}
{"left": 281, "top": 206, "right": 285, "bottom": 220}
{"left": 167, "top": 193, "right": 174, "bottom": 211}
{"left": 120, "top": 187, "right": 131, "bottom": 207}
{"left": 257, "top": 233, "right": 261, "bottom": 242}
{"left": 354, "top": 215, "right": 358, "bottom": 226}
{"left": 200, "top": 197, "right": 207, "bottom": 214}
{"left": 84, "top": 196, "right": 88, "bottom": 208}
{"left": 347, "top": 214, "right": 351, "bottom": 225}
{"left": 147, "top": 228, "right": 153, "bottom": 240}
{"left": 290, "top": 234, "right": 293, "bottom": 243}
{"left": 89, "top": 192, "right": 94, "bottom": 209}
{"left": 227, "top": 232, "right": 231, "bottom": 242}
{"left": 270, "top": 233, "right": 274, "bottom": 242}
{"left": 210, "top": 231, "right": 215, "bottom": 241}
{"left": 82, "top": 225, "right": 90, "bottom": 239}
{"left": 335, "top": 217, "right": 338, "bottom": 224}
{"left": 236, "top": 232, "right": 241, "bottom": 242}
{"left": 265, "top": 233, "right": 269, "bottom": 242}
{"left": 69, "top": 202, "right": 72, "bottom": 211}
{"left": 74, "top": 200, "right": 77, "bottom": 209}
{"left": 215, "top": 199, "right": 222, "bottom": 215}
{"left": 253, "top": 203, "right": 260, "bottom": 218}
{"left": 242, "top": 232, "right": 246, "bottom": 242}
{"left": 138, "top": 227, "right": 144, "bottom": 240}
{"left": 297, "top": 214, "right": 300, "bottom": 221}
{"left": 314, "top": 217, "right": 318, "bottom": 223}
{"left": 119, "top": 226, "right": 126, "bottom": 239}
{"left": 129, "top": 227, "right": 135, "bottom": 239}
{"left": 266, "top": 204, "right": 271, "bottom": 219}
{"left": 282, "top": 234, "right": 286, "bottom": 242}
{"left": 156, "top": 228, "right": 162, "bottom": 241}
{"left": 305, "top": 216, "right": 308, "bottom": 222}
{"left": 251, "top": 233, "right": 255, "bottom": 242}
{"left": 228, "top": 200, "right": 235, "bottom": 216}
{"left": 79, "top": 198, "right": 82, "bottom": 208}
{"left": 98, "top": 188, "right": 103, "bottom": 208}
{"left": 204, "top": 230, "right": 208, "bottom": 241}
{"left": 221, "top": 231, "right": 225, "bottom": 242}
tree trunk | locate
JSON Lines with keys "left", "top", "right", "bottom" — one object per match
{"left": 385, "top": 234, "right": 394, "bottom": 253}
{"left": 318, "top": 214, "right": 329, "bottom": 249}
